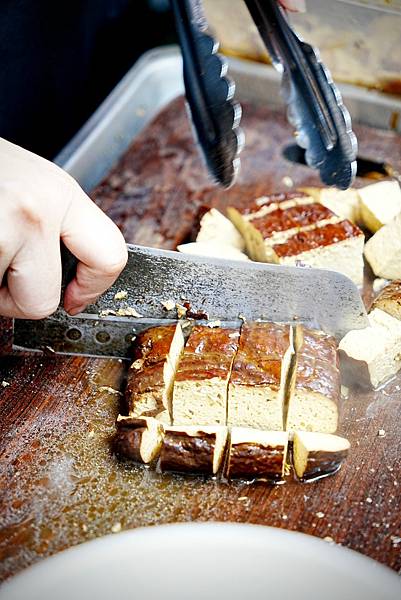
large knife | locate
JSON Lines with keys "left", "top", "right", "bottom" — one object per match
{"left": 12, "top": 244, "right": 368, "bottom": 359}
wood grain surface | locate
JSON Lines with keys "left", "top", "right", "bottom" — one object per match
{"left": 1, "top": 97, "right": 401, "bottom": 582}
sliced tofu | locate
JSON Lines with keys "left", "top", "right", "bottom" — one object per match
{"left": 292, "top": 431, "right": 350, "bottom": 480}
{"left": 126, "top": 323, "right": 185, "bottom": 423}
{"left": 159, "top": 425, "right": 228, "bottom": 475}
{"left": 195, "top": 207, "right": 245, "bottom": 250}
{"left": 172, "top": 326, "right": 240, "bottom": 425}
{"left": 339, "top": 308, "right": 401, "bottom": 388}
{"left": 371, "top": 280, "right": 401, "bottom": 321}
{"left": 274, "top": 221, "right": 365, "bottom": 287}
{"left": 364, "top": 213, "right": 401, "bottom": 280}
{"left": 359, "top": 180, "right": 401, "bottom": 233}
{"left": 177, "top": 241, "right": 249, "bottom": 261}
{"left": 287, "top": 328, "right": 340, "bottom": 434}
{"left": 301, "top": 186, "right": 360, "bottom": 224}
{"left": 114, "top": 416, "right": 164, "bottom": 463}
{"left": 226, "top": 428, "right": 289, "bottom": 481}
{"left": 227, "top": 322, "right": 291, "bottom": 431}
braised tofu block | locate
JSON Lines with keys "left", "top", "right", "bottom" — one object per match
{"left": 177, "top": 241, "right": 249, "bottom": 261}
{"left": 195, "top": 207, "right": 245, "bottom": 250}
{"left": 226, "top": 428, "right": 289, "bottom": 481}
{"left": 287, "top": 328, "right": 340, "bottom": 433}
{"left": 293, "top": 431, "right": 350, "bottom": 480}
{"left": 301, "top": 186, "right": 360, "bottom": 224}
{"left": 359, "top": 180, "right": 401, "bottom": 233}
{"left": 364, "top": 213, "right": 401, "bottom": 280}
{"left": 114, "top": 416, "right": 164, "bottom": 463}
{"left": 159, "top": 425, "right": 228, "bottom": 475}
{"left": 172, "top": 326, "right": 240, "bottom": 425}
{"left": 228, "top": 322, "right": 290, "bottom": 431}
{"left": 371, "top": 280, "right": 401, "bottom": 321}
{"left": 274, "top": 221, "right": 365, "bottom": 287}
{"left": 339, "top": 308, "right": 401, "bottom": 388}
{"left": 126, "top": 323, "right": 184, "bottom": 422}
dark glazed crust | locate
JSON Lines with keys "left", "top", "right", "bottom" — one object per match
{"left": 175, "top": 326, "right": 239, "bottom": 382}
{"left": 296, "top": 328, "right": 340, "bottom": 402}
{"left": 125, "top": 325, "right": 177, "bottom": 412}
{"left": 273, "top": 220, "right": 363, "bottom": 257}
{"left": 298, "top": 449, "right": 349, "bottom": 480}
{"left": 230, "top": 322, "right": 289, "bottom": 387}
{"left": 159, "top": 430, "right": 216, "bottom": 474}
{"left": 113, "top": 428, "right": 144, "bottom": 462}
{"left": 131, "top": 325, "right": 178, "bottom": 363}
{"left": 250, "top": 203, "right": 335, "bottom": 237}
{"left": 227, "top": 442, "right": 285, "bottom": 480}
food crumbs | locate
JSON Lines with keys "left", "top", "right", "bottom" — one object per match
{"left": 116, "top": 307, "right": 143, "bottom": 317}
{"left": 114, "top": 290, "right": 128, "bottom": 301}
{"left": 99, "top": 309, "right": 117, "bottom": 317}
{"left": 207, "top": 320, "right": 221, "bottom": 328}
{"left": 378, "top": 429, "right": 386, "bottom": 437}
{"left": 131, "top": 359, "right": 144, "bottom": 370}
{"left": 87, "top": 430, "right": 95, "bottom": 439}
{"left": 390, "top": 536, "right": 401, "bottom": 547}
{"left": 238, "top": 496, "right": 248, "bottom": 502}
{"left": 176, "top": 303, "right": 188, "bottom": 319}
{"left": 316, "top": 512, "right": 325, "bottom": 519}
{"left": 366, "top": 497, "right": 373, "bottom": 504}
{"left": 98, "top": 386, "right": 123, "bottom": 396}
{"left": 82, "top": 524, "right": 88, "bottom": 533}
{"left": 323, "top": 536, "right": 334, "bottom": 544}
{"left": 162, "top": 300, "right": 175, "bottom": 311}
{"left": 1, "top": 381, "right": 10, "bottom": 388}
{"left": 111, "top": 522, "right": 122, "bottom": 534}
{"left": 282, "top": 514, "right": 288, "bottom": 520}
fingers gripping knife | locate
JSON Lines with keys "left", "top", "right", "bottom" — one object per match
{"left": 171, "top": 0, "right": 357, "bottom": 189}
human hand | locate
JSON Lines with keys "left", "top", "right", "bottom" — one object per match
{"left": 279, "top": 0, "right": 306, "bottom": 12}
{"left": 0, "top": 137, "right": 127, "bottom": 319}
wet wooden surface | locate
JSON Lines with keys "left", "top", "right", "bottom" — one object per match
{"left": 1, "top": 97, "right": 401, "bottom": 581}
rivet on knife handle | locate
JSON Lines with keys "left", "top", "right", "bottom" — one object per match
{"left": 244, "top": 0, "right": 357, "bottom": 190}
{"left": 171, "top": 0, "right": 244, "bottom": 188}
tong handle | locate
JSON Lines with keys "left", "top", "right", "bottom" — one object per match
{"left": 244, "top": 0, "right": 336, "bottom": 150}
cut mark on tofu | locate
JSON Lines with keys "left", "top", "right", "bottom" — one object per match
{"left": 227, "top": 322, "right": 291, "bottom": 431}
{"left": 172, "top": 326, "right": 240, "bottom": 425}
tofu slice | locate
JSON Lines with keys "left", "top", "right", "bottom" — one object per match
{"left": 364, "top": 213, "right": 401, "bottom": 279}
{"left": 195, "top": 207, "right": 245, "bottom": 250}
{"left": 177, "top": 241, "right": 249, "bottom": 261}
{"left": 371, "top": 280, "right": 401, "bottom": 321}
{"left": 300, "top": 186, "right": 360, "bottom": 224}
{"left": 228, "top": 322, "right": 291, "bottom": 431}
{"left": 159, "top": 425, "right": 228, "bottom": 475}
{"left": 226, "top": 428, "right": 289, "bottom": 481}
{"left": 172, "top": 326, "right": 240, "bottom": 425}
{"left": 359, "top": 180, "right": 401, "bottom": 233}
{"left": 339, "top": 308, "right": 401, "bottom": 389}
{"left": 114, "top": 416, "right": 164, "bottom": 463}
{"left": 292, "top": 431, "right": 350, "bottom": 480}
{"left": 126, "top": 323, "right": 185, "bottom": 423}
{"left": 274, "top": 221, "right": 365, "bottom": 287}
{"left": 287, "top": 328, "right": 340, "bottom": 433}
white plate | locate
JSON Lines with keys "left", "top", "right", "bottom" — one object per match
{"left": 1, "top": 523, "right": 399, "bottom": 600}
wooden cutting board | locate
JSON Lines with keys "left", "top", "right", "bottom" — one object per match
{"left": 1, "top": 98, "right": 400, "bottom": 581}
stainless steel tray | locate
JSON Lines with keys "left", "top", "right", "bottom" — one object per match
{"left": 55, "top": 45, "right": 401, "bottom": 191}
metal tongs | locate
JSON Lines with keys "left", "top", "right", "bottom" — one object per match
{"left": 171, "top": 0, "right": 357, "bottom": 190}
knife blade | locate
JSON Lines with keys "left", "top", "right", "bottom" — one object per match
{"left": 12, "top": 244, "right": 368, "bottom": 358}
